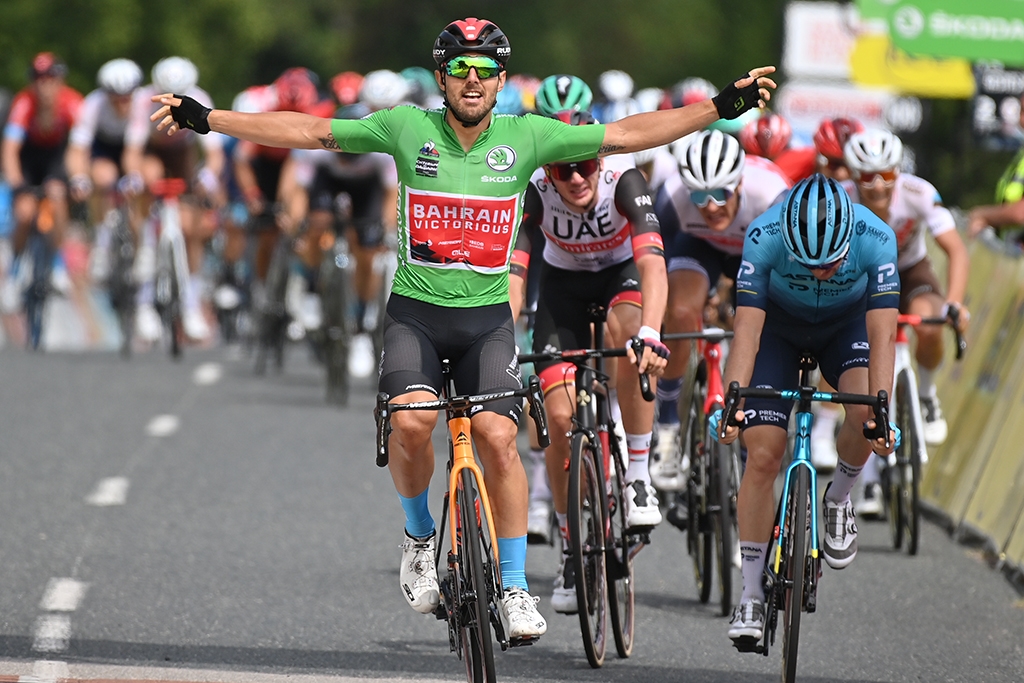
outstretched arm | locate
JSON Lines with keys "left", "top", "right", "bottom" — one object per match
{"left": 599, "top": 67, "right": 777, "bottom": 156}
{"left": 150, "top": 94, "right": 336, "bottom": 150}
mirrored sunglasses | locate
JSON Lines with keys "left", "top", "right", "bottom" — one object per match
{"left": 444, "top": 55, "right": 502, "bottom": 79}
{"left": 858, "top": 169, "right": 898, "bottom": 187}
{"left": 549, "top": 158, "right": 600, "bottom": 181}
{"left": 690, "top": 187, "right": 735, "bottom": 208}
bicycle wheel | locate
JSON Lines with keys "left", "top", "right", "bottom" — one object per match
{"left": 455, "top": 468, "right": 496, "bottom": 683}
{"left": 888, "top": 371, "right": 913, "bottom": 551}
{"left": 604, "top": 430, "right": 635, "bottom": 659}
{"left": 708, "top": 424, "right": 735, "bottom": 617}
{"left": 255, "top": 240, "right": 289, "bottom": 375}
{"left": 685, "top": 380, "right": 712, "bottom": 604}
{"left": 568, "top": 431, "right": 608, "bottom": 668}
{"left": 781, "top": 466, "right": 811, "bottom": 683}
{"left": 320, "top": 248, "right": 351, "bottom": 406}
{"left": 895, "top": 371, "right": 923, "bottom": 555}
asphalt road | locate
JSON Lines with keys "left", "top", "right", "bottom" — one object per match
{"left": 0, "top": 344, "right": 1021, "bottom": 683}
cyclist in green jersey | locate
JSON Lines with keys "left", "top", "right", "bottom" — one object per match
{"left": 968, "top": 93, "right": 1024, "bottom": 240}
{"left": 151, "top": 17, "right": 775, "bottom": 639}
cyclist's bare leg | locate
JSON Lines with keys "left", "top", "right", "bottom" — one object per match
{"left": 387, "top": 390, "right": 440, "bottom": 499}
{"left": 472, "top": 410, "right": 528, "bottom": 538}
{"left": 834, "top": 367, "right": 874, "bottom": 471}
{"left": 606, "top": 302, "right": 655, "bottom": 435}
{"left": 907, "top": 291, "right": 945, "bottom": 370}
{"left": 736, "top": 424, "right": 789, "bottom": 545}
{"left": 11, "top": 191, "right": 38, "bottom": 254}
{"left": 540, "top": 385, "right": 575, "bottom": 518}
{"left": 663, "top": 269, "right": 708, "bottom": 379}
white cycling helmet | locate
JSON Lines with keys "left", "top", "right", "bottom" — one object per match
{"left": 843, "top": 128, "right": 904, "bottom": 174}
{"left": 359, "top": 69, "right": 409, "bottom": 111}
{"left": 599, "top": 70, "right": 634, "bottom": 102}
{"left": 677, "top": 130, "right": 745, "bottom": 191}
{"left": 152, "top": 56, "right": 198, "bottom": 94}
{"left": 97, "top": 58, "right": 143, "bottom": 95}
{"left": 635, "top": 87, "right": 664, "bottom": 113}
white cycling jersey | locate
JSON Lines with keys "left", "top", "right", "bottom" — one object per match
{"left": 844, "top": 174, "right": 955, "bottom": 271}
{"left": 68, "top": 89, "right": 130, "bottom": 149}
{"left": 657, "top": 160, "right": 790, "bottom": 255}
{"left": 125, "top": 84, "right": 223, "bottom": 151}
{"left": 637, "top": 146, "right": 678, "bottom": 197}
{"left": 529, "top": 154, "right": 640, "bottom": 272}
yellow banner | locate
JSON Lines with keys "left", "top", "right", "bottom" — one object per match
{"left": 850, "top": 34, "right": 976, "bottom": 99}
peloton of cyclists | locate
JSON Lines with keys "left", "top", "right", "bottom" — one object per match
{"left": 509, "top": 107, "right": 669, "bottom": 613}
{"left": 151, "top": 15, "right": 776, "bottom": 640}
{"left": 715, "top": 173, "right": 901, "bottom": 644}
{"left": 651, "top": 129, "right": 791, "bottom": 491}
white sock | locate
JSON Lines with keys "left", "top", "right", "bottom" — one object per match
{"left": 609, "top": 388, "right": 622, "bottom": 425}
{"left": 918, "top": 365, "right": 938, "bottom": 399}
{"left": 624, "top": 432, "right": 652, "bottom": 484}
{"left": 529, "top": 448, "right": 551, "bottom": 502}
{"left": 861, "top": 453, "right": 882, "bottom": 486}
{"left": 740, "top": 541, "right": 769, "bottom": 603}
{"left": 827, "top": 459, "right": 864, "bottom": 503}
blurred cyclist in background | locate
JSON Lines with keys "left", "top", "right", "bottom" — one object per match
{"left": 124, "top": 56, "right": 225, "bottom": 343}
{"left": 533, "top": 74, "right": 592, "bottom": 117}
{"left": 2, "top": 52, "right": 82, "bottom": 286}
{"left": 66, "top": 58, "right": 144, "bottom": 280}
{"left": 330, "top": 71, "right": 363, "bottom": 108}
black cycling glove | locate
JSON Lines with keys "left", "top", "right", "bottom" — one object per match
{"left": 712, "top": 73, "right": 762, "bottom": 120}
{"left": 170, "top": 94, "right": 212, "bottom": 135}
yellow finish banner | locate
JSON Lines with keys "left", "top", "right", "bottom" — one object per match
{"left": 850, "top": 34, "right": 976, "bottom": 99}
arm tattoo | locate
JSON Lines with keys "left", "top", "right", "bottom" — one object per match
{"left": 319, "top": 134, "right": 341, "bottom": 151}
{"left": 598, "top": 143, "right": 626, "bottom": 155}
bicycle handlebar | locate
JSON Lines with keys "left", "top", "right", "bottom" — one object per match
{"left": 897, "top": 308, "right": 967, "bottom": 361}
{"left": 721, "top": 381, "right": 891, "bottom": 449}
{"left": 662, "top": 328, "right": 734, "bottom": 344}
{"left": 518, "top": 336, "right": 655, "bottom": 402}
{"left": 373, "top": 376, "right": 550, "bottom": 468}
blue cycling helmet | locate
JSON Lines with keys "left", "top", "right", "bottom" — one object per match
{"left": 495, "top": 79, "right": 525, "bottom": 115}
{"left": 780, "top": 173, "right": 854, "bottom": 267}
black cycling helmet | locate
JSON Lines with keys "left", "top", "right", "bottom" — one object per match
{"left": 433, "top": 18, "right": 511, "bottom": 67}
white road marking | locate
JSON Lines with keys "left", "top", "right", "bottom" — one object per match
{"left": 39, "top": 578, "right": 88, "bottom": 612}
{"left": 32, "top": 615, "right": 70, "bottom": 652}
{"left": 192, "top": 362, "right": 223, "bottom": 386}
{"left": 21, "top": 659, "right": 70, "bottom": 682}
{"left": 145, "top": 414, "right": 180, "bottom": 437}
{"left": 85, "top": 476, "right": 129, "bottom": 506}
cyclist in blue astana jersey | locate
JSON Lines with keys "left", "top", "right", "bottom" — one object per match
{"left": 151, "top": 16, "right": 776, "bottom": 639}
{"left": 711, "top": 174, "right": 901, "bottom": 645}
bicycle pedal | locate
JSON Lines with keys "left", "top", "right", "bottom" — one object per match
{"left": 626, "top": 523, "right": 655, "bottom": 535}
{"left": 508, "top": 635, "right": 538, "bottom": 648}
{"left": 730, "top": 636, "right": 763, "bottom": 654}
{"left": 630, "top": 531, "right": 652, "bottom": 545}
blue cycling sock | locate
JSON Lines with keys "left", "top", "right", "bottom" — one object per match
{"left": 657, "top": 377, "right": 683, "bottom": 425}
{"left": 398, "top": 489, "right": 435, "bottom": 539}
{"left": 497, "top": 535, "right": 528, "bottom": 591}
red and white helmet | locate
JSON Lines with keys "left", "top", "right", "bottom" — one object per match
{"left": 433, "top": 18, "right": 511, "bottom": 67}
{"left": 739, "top": 112, "right": 792, "bottom": 160}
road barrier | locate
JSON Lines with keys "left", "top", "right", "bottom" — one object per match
{"left": 922, "top": 229, "right": 1024, "bottom": 590}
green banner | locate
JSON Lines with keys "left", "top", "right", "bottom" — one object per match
{"left": 886, "top": 0, "right": 1024, "bottom": 66}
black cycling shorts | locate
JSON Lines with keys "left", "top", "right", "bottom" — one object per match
{"left": 309, "top": 168, "right": 385, "bottom": 248}
{"left": 666, "top": 231, "right": 742, "bottom": 290}
{"left": 532, "top": 259, "right": 642, "bottom": 376}
{"left": 379, "top": 294, "right": 524, "bottom": 424}
{"left": 18, "top": 142, "right": 67, "bottom": 190}
{"left": 742, "top": 300, "right": 871, "bottom": 430}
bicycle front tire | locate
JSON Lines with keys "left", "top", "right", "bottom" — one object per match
{"left": 781, "top": 466, "right": 810, "bottom": 683}
{"left": 568, "top": 431, "right": 608, "bottom": 668}
{"left": 686, "top": 383, "right": 713, "bottom": 604}
{"left": 605, "top": 429, "right": 635, "bottom": 658}
{"left": 895, "top": 370, "right": 922, "bottom": 555}
{"left": 708, "top": 419, "right": 735, "bottom": 616}
{"left": 456, "top": 468, "right": 496, "bottom": 683}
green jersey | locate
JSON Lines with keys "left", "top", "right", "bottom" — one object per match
{"left": 996, "top": 147, "right": 1024, "bottom": 209}
{"left": 330, "top": 106, "right": 605, "bottom": 307}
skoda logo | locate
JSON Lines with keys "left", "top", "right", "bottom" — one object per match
{"left": 893, "top": 6, "right": 925, "bottom": 39}
{"left": 855, "top": 220, "right": 867, "bottom": 236}
{"left": 486, "top": 145, "right": 516, "bottom": 172}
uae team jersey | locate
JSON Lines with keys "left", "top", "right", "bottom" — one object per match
{"left": 736, "top": 203, "right": 901, "bottom": 324}
{"left": 655, "top": 159, "right": 791, "bottom": 255}
{"left": 330, "top": 107, "right": 605, "bottom": 308}
{"left": 844, "top": 174, "right": 956, "bottom": 271}
{"left": 515, "top": 154, "right": 660, "bottom": 272}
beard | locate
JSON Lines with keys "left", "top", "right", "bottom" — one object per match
{"left": 445, "top": 89, "right": 498, "bottom": 127}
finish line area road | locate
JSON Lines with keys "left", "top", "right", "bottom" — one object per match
{"left": 0, "top": 346, "right": 1021, "bottom": 683}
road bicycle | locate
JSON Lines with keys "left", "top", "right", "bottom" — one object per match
{"left": 317, "top": 230, "right": 354, "bottom": 405}
{"left": 518, "top": 304, "right": 654, "bottom": 668}
{"left": 722, "top": 354, "right": 890, "bottom": 683}
{"left": 374, "top": 366, "right": 551, "bottom": 683}
{"left": 253, "top": 228, "right": 292, "bottom": 375}
{"left": 104, "top": 195, "right": 137, "bottom": 359}
{"left": 663, "top": 328, "right": 740, "bottom": 616}
{"left": 883, "top": 310, "right": 965, "bottom": 555}
{"left": 151, "top": 178, "right": 191, "bottom": 360}
{"left": 20, "top": 220, "right": 55, "bottom": 351}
